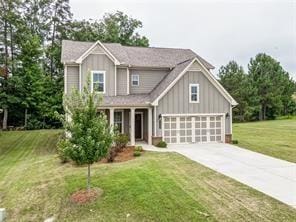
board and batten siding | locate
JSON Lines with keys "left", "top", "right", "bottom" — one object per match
{"left": 117, "top": 68, "right": 127, "bottom": 95}
{"left": 81, "top": 54, "right": 115, "bottom": 96}
{"left": 156, "top": 69, "right": 231, "bottom": 136}
{"left": 66, "top": 66, "right": 79, "bottom": 94}
{"left": 130, "top": 69, "right": 168, "bottom": 94}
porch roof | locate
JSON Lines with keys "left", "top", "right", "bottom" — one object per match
{"left": 101, "top": 94, "right": 151, "bottom": 107}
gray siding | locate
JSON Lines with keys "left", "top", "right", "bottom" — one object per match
{"left": 117, "top": 68, "right": 127, "bottom": 95}
{"left": 81, "top": 54, "right": 115, "bottom": 96}
{"left": 130, "top": 69, "right": 168, "bottom": 94}
{"left": 66, "top": 66, "right": 79, "bottom": 94}
{"left": 156, "top": 70, "right": 231, "bottom": 135}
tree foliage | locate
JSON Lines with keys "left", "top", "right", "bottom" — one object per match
{"left": 219, "top": 55, "right": 296, "bottom": 121}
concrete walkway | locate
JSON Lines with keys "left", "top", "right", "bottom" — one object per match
{"left": 141, "top": 143, "right": 296, "bottom": 208}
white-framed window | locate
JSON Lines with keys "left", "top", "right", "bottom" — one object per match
{"left": 131, "top": 74, "right": 139, "bottom": 86}
{"left": 91, "top": 71, "right": 105, "bottom": 93}
{"left": 114, "top": 111, "right": 124, "bottom": 133}
{"left": 189, "top": 83, "right": 199, "bottom": 103}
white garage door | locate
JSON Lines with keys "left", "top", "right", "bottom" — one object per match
{"left": 162, "top": 114, "right": 225, "bottom": 144}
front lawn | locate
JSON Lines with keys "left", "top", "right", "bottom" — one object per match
{"left": 0, "top": 130, "right": 295, "bottom": 221}
{"left": 233, "top": 118, "right": 296, "bottom": 163}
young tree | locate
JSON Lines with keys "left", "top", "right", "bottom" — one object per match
{"left": 60, "top": 84, "right": 113, "bottom": 190}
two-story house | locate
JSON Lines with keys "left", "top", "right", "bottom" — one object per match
{"left": 61, "top": 40, "right": 237, "bottom": 146}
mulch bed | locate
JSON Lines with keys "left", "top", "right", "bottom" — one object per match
{"left": 70, "top": 188, "right": 103, "bottom": 204}
{"left": 101, "top": 147, "right": 141, "bottom": 163}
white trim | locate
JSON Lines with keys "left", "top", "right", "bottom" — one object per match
{"left": 127, "top": 68, "right": 130, "bottom": 94}
{"left": 91, "top": 70, "right": 106, "bottom": 94}
{"left": 75, "top": 40, "right": 120, "bottom": 65}
{"left": 135, "top": 112, "right": 144, "bottom": 140}
{"left": 151, "top": 57, "right": 237, "bottom": 106}
{"left": 162, "top": 113, "right": 225, "bottom": 117}
{"left": 64, "top": 65, "right": 67, "bottom": 94}
{"left": 114, "top": 110, "right": 124, "bottom": 133}
{"left": 230, "top": 104, "right": 233, "bottom": 134}
{"left": 79, "top": 64, "right": 82, "bottom": 92}
{"left": 148, "top": 108, "right": 152, "bottom": 145}
{"left": 114, "top": 65, "right": 117, "bottom": 96}
{"left": 189, "top": 83, "right": 199, "bottom": 103}
{"left": 131, "top": 74, "right": 139, "bottom": 86}
{"left": 153, "top": 105, "right": 157, "bottom": 136}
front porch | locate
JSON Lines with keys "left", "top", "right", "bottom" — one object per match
{"left": 103, "top": 107, "right": 153, "bottom": 145}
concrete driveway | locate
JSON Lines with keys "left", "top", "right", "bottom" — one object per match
{"left": 143, "top": 143, "right": 296, "bottom": 208}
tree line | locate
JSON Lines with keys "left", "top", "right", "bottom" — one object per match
{"left": 218, "top": 55, "right": 296, "bottom": 121}
{"left": 0, "top": 0, "right": 149, "bottom": 130}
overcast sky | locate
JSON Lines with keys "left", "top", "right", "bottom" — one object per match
{"left": 70, "top": 0, "right": 296, "bottom": 79}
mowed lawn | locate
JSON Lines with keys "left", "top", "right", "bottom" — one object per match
{"left": 233, "top": 118, "right": 296, "bottom": 163}
{"left": 0, "top": 130, "right": 295, "bottom": 221}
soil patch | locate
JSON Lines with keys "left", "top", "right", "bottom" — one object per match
{"left": 101, "top": 147, "right": 141, "bottom": 163}
{"left": 70, "top": 188, "right": 103, "bottom": 204}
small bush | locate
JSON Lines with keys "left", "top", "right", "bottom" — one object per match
{"left": 135, "top": 146, "right": 143, "bottom": 152}
{"left": 57, "top": 139, "right": 71, "bottom": 163}
{"left": 114, "top": 133, "right": 129, "bottom": 151}
{"left": 232, "top": 140, "right": 238, "bottom": 144}
{"left": 133, "top": 150, "right": 141, "bottom": 157}
{"left": 156, "top": 140, "right": 167, "bottom": 148}
{"left": 107, "top": 147, "right": 117, "bottom": 162}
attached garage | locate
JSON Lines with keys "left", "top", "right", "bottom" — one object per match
{"left": 162, "top": 114, "right": 225, "bottom": 144}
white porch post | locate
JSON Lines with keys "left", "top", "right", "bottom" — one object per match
{"left": 130, "top": 108, "right": 135, "bottom": 145}
{"left": 109, "top": 108, "right": 114, "bottom": 128}
{"left": 148, "top": 107, "right": 152, "bottom": 145}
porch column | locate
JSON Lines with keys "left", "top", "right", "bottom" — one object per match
{"left": 109, "top": 108, "right": 114, "bottom": 128}
{"left": 130, "top": 108, "right": 135, "bottom": 146}
{"left": 148, "top": 107, "right": 152, "bottom": 145}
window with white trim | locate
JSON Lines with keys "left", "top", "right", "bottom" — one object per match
{"left": 92, "top": 71, "right": 105, "bottom": 93}
{"left": 114, "top": 111, "right": 124, "bottom": 133}
{"left": 189, "top": 84, "right": 199, "bottom": 103}
{"left": 131, "top": 74, "right": 139, "bottom": 86}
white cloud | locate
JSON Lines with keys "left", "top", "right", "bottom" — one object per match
{"left": 70, "top": 0, "right": 296, "bottom": 79}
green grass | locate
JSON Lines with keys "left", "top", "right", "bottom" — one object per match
{"left": 0, "top": 130, "right": 295, "bottom": 221}
{"left": 233, "top": 118, "right": 296, "bottom": 163}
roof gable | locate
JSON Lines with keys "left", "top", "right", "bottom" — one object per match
{"left": 150, "top": 57, "right": 237, "bottom": 106}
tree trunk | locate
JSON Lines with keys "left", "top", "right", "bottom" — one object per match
{"left": 24, "top": 109, "right": 28, "bottom": 129}
{"left": 87, "top": 164, "right": 91, "bottom": 191}
{"left": 259, "top": 105, "right": 263, "bottom": 121}
{"left": 3, "top": 108, "right": 8, "bottom": 130}
{"left": 263, "top": 104, "right": 267, "bottom": 120}
{"left": 4, "top": 20, "right": 8, "bottom": 68}
{"left": 9, "top": 23, "right": 14, "bottom": 74}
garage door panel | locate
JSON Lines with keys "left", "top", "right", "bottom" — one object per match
{"left": 162, "top": 114, "right": 224, "bottom": 144}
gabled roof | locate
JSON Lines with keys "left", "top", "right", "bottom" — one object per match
{"left": 61, "top": 40, "right": 214, "bottom": 69}
{"left": 150, "top": 57, "right": 238, "bottom": 106}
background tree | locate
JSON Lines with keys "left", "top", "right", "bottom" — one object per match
{"left": 218, "top": 61, "right": 256, "bottom": 121}
{"left": 65, "top": 11, "right": 149, "bottom": 46}
{"left": 60, "top": 84, "right": 113, "bottom": 190}
{"left": 248, "top": 53, "right": 294, "bottom": 120}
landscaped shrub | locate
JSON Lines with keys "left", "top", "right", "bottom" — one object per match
{"left": 135, "top": 146, "right": 143, "bottom": 152}
{"left": 107, "top": 147, "right": 117, "bottom": 162}
{"left": 133, "top": 150, "right": 141, "bottom": 157}
{"left": 57, "top": 139, "right": 71, "bottom": 163}
{"left": 232, "top": 140, "right": 238, "bottom": 144}
{"left": 156, "top": 140, "right": 167, "bottom": 148}
{"left": 114, "top": 133, "right": 129, "bottom": 151}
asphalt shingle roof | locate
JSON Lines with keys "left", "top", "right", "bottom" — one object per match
{"left": 61, "top": 40, "right": 214, "bottom": 69}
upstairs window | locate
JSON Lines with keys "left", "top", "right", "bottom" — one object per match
{"left": 131, "top": 74, "right": 139, "bottom": 86}
{"left": 189, "top": 84, "right": 199, "bottom": 103}
{"left": 91, "top": 71, "right": 105, "bottom": 93}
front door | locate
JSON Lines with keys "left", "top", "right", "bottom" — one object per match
{"left": 135, "top": 113, "right": 142, "bottom": 139}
